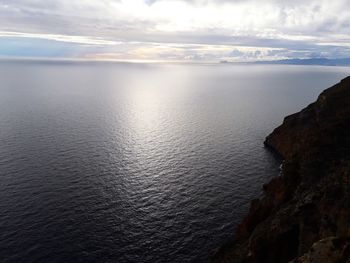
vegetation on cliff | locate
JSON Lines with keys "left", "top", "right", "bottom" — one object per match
{"left": 212, "top": 77, "right": 350, "bottom": 263}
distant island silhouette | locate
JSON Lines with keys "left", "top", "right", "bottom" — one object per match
{"left": 221, "top": 58, "right": 350, "bottom": 66}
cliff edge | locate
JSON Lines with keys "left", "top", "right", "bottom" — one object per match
{"left": 212, "top": 77, "right": 350, "bottom": 263}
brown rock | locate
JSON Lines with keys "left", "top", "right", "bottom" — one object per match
{"left": 290, "top": 236, "right": 350, "bottom": 263}
{"left": 212, "top": 76, "right": 350, "bottom": 263}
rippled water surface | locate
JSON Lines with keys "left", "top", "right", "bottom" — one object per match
{"left": 0, "top": 62, "right": 349, "bottom": 263}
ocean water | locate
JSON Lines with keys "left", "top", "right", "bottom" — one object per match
{"left": 0, "top": 61, "right": 349, "bottom": 263}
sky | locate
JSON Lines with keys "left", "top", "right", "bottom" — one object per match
{"left": 1, "top": 0, "right": 350, "bottom": 62}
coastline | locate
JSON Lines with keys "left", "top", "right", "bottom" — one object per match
{"left": 212, "top": 77, "right": 350, "bottom": 263}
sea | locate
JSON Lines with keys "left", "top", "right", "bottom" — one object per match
{"left": 0, "top": 61, "right": 349, "bottom": 262}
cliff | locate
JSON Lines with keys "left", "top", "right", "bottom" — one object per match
{"left": 212, "top": 77, "right": 350, "bottom": 263}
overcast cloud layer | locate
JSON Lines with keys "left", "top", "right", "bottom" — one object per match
{"left": 1, "top": 0, "right": 350, "bottom": 61}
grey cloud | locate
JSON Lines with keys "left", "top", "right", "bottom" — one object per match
{"left": 1, "top": 0, "right": 350, "bottom": 60}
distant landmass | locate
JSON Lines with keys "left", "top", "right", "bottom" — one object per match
{"left": 221, "top": 58, "right": 350, "bottom": 66}
{"left": 255, "top": 58, "right": 350, "bottom": 66}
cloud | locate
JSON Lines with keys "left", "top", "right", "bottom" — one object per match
{"left": 0, "top": 0, "right": 350, "bottom": 61}
{"left": 0, "top": 31, "right": 120, "bottom": 45}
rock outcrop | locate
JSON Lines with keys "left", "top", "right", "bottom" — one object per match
{"left": 212, "top": 77, "right": 350, "bottom": 263}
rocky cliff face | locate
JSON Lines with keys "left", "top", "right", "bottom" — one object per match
{"left": 212, "top": 77, "right": 350, "bottom": 263}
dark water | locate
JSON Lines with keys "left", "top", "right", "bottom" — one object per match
{"left": 0, "top": 61, "right": 349, "bottom": 263}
